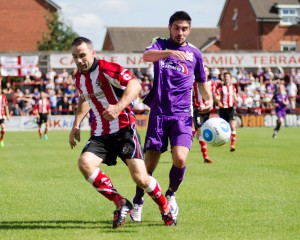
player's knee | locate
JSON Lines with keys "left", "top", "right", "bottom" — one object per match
{"left": 132, "top": 172, "right": 149, "bottom": 188}
{"left": 173, "top": 157, "right": 186, "bottom": 168}
{"left": 77, "top": 156, "right": 93, "bottom": 175}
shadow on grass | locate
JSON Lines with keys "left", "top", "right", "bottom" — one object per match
{"left": 0, "top": 220, "right": 162, "bottom": 231}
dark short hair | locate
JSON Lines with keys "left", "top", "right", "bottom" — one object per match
{"left": 169, "top": 11, "right": 192, "bottom": 26}
{"left": 223, "top": 72, "right": 231, "bottom": 77}
{"left": 71, "top": 37, "right": 94, "bottom": 49}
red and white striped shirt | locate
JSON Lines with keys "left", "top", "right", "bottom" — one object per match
{"left": 193, "top": 80, "right": 216, "bottom": 109}
{"left": 36, "top": 98, "right": 50, "bottom": 114}
{"left": 74, "top": 59, "right": 136, "bottom": 136}
{"left": 0, "top": 94, "right": 8, "bottom": 119}
{"left": 215, "top": 84, "right": 237, "bottom": 108}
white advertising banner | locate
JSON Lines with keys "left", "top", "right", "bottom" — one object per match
{"left": 50, "top": 53, "right": 152, "bottom": 69}
{"left": 5, "top": 114, "right": 300, "bottom": 131}
{"left": 6, "top": 115, "right": 90, "bottom": 131}
{"left": 202, "top": 52, "right": 300, "bottom": 68}
{"left": 50, "top": 52, "right": 300, "bottom": 69}
{"left": 0, "top": 56, "right": 39, "bottom": 76}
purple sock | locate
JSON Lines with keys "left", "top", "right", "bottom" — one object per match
{"left": 133, "top": 171, "right": 153, "bottom": 204}
{"left": 133, "top": 186, "right": 145, "bottom": 204}
{"left": 165, "top": 164, "right": 186, "bottom": 196}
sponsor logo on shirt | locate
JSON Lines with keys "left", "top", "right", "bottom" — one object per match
{"left": 83, "top": 91, "right": 105, "bottom": 100}
{"left": 160, "top": 60, "right": 189, "bottom": 74}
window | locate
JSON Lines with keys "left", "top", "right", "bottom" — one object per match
{"left": 277, "top": 5, "right": 300, "bottom": 26}
{"left": 232, "top": 8, "right": 238, "bottom": 30}
{"left": 280, "top": 41, "right": 297, "bottom": 52}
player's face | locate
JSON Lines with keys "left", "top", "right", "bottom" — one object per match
{"left": 223, "top": 73, "right": 231, "bottom": 84}
{"left": 72, "top": 43, "right": 95, "bottom": 73}
{"left": 169, "top": 20, "right": 191, "bottom": 45}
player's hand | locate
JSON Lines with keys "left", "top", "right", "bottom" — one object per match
{"left": 199, "top": 98, "right": 213, "bottom": 113}
{"left": 69, "top": 126, "right": 80, "bottom": 149}
{"left": 170, "top": 50, "right": 191, "bottom": 61}
{"left": 217, "top": 101, "right": 224, "bottom": 108}
{"left": 102, "top": 104, "right": 121, "bottom": 121}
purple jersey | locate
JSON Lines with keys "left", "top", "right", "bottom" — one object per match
{"left": 272, "top": 93, "right": 288, "bottom": 111}
{"left": 143, "top": 38, "right": 206, "bottom": 116}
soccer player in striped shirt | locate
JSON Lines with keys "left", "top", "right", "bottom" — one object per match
{"left": 0, "top": 86, "right": 10, "bottom": 147}
{"left": 215, "top": 72, "right": 238, "bottom": 152}
{"left": 192, "top": 65, "right": 216, "bottom": 163}
{"left": 35, "top": 91, "right": 51, "bottom": 140}
{"left": 69, "top": 37, "right": 174, "bottom": 228}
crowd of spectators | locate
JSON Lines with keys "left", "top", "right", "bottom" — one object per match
{"left": 216, "top": 66, "right": 300, "bottom": 114}
{"left": 1, "top": 65, "right": 300, "bottom": 117}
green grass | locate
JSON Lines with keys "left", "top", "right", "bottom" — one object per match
{"left": 1, "top": 128, "right": 300, "bottom": 240}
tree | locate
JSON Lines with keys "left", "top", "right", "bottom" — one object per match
{"left": 38, "top": 12, "right": 79, "bottom": 51}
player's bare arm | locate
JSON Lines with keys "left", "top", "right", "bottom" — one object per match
{"left": 103, "top": 79, "right": 141, "bottom": 121}
{"left": 143, "top": 49, "right": 190, "bottom": 62}
{"left": 69, "top": 96, "right": 90, "bottom": 149}
{"left": 5, "top": 106, "right": 10, "bottom": 120}
{"left": 197, "top": 82, "right": 213, "bottom": 113}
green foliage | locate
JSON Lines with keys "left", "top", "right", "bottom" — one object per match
{"left": 1, "top": 128, "right": 300, "bottom": 239}
{"left": 37, "top": 12, "right": 79, "bottom": 51}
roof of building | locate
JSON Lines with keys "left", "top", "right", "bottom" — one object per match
{"left": 249, "top": 0, "right": 300, "bottom": 19}
{"left": 102, "top": 27, "right": 219, "bottom": 52}
{"left": 44, "top": 0, "right": 61, "bottom": 10}
{"left": 218, "top": 0, "right": 300, "bottom": 25}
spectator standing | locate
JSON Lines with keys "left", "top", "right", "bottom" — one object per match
{"left": 286, "top": 77, "right": 298, "bottom": 111}
{"left": 48, "top": 89, "right": 58, "bottom": 115}
{"left": 10, "top": 103, "right": 24, "bottom": 116}
{"left": 32, "top": 87, "right": 40, "bottom": 103}
{"left": 58, "top": 94, "right": 72, "bottom": 115}
{"left": 46, "top": 68, "right": 57, "bottom": 82}
{"left": 23, "top": 74, "right": 33, "bottom": 91}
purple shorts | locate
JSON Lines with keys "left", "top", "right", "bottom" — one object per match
{"left": 144, "top": 114, "right": 193, "bottom": 153}
{"left": 276, "top": 109, "right": 286, "bottom": 119}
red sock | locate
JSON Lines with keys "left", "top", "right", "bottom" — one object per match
{"left": 38, "top": 130, "right": 42, "bottom": 137}
{"left": 231, "top": 131, "right": 236, "bottom": 147}
{"left": 0, "top": 130, "right": 4, "bottom": 141}
{"left": 199, "top": 140, "right": 208, "bottom": 159}
{"left": 192, "top": 130, "right": 197, "bottom": 138}
{"left": 88, "top": 168, "right": 124, "bottom": 208}
{"left": 144, "top": 176, "right": 169, "bottom": 213}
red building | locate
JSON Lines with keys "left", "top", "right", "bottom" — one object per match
{"left": 0, "top": 0, "right": 60, "bottom": 52}
{"left": 218, "top": 0, "right": 300, "bottom": 51}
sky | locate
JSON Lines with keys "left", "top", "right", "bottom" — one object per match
{"left": 54, "top": 0, "right": 226, "bottom": 51}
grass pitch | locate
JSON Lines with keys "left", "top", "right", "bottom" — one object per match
{"left": 0, "top": 127, "right": 300, "bottom": 240}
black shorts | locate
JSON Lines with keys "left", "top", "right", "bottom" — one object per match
{"left": 82, "top": 125, "right": 144, "bottom": 166}
{"left": 0, "top": 118, "right": 5, "bottom": 124}
{"left": 193, "top": 108, "right": 210, "bottom": 130}
{"left": 37, "top": 113, "right": 48, "bottom": 125}
{"left": 219, "top": 107, "right": 235, "bottom": 122}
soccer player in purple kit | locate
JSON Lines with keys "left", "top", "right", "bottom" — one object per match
{"left": 272, "top": 83, "right": 289, "bottom": 139}
{"left": 130, "top": 11, "right": 213, "bottom": 225}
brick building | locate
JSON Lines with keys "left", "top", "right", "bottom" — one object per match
{"left": 0, "top": 0, "right": 60, "bottom": 52}
{"left": 218, "top": 0, "right": 300, "bottom": 51}
{"left": 102, "top": 0, "right": 300, "bottom": 53}
{"left": 102, "top": 27, "right": 220, "bottom": 52}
